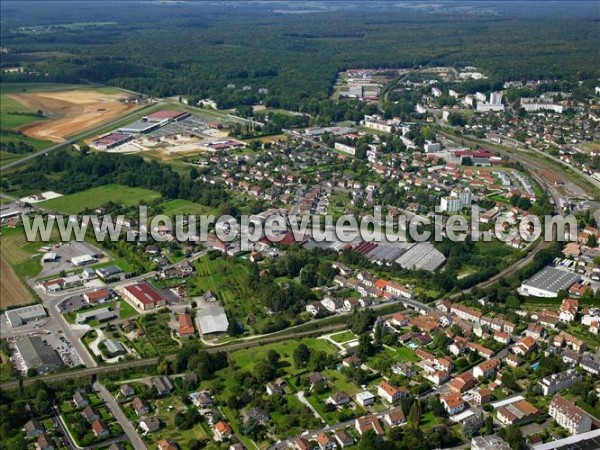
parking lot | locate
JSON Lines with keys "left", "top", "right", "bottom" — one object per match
{"left": 8, "top": 330, "right": 83, "bottom": 373}
{"left": 38, "top": 241, "right": 106, "bottom": 278}
{"left": 58, "top": 294, "right": 87, "bottom": 314}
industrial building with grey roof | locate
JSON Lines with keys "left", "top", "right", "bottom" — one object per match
{"left": 197, "top": 305, "right": 229, "bottom": 335}
{"left": 15, "top": 336, "right": 63, "bottom": 374}
{"left": 519, "top": 266, "right": 580, "bottom": 298}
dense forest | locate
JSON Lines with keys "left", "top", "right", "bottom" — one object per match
{"left": 1, "top": 1, "right": 599, "bottom": 109}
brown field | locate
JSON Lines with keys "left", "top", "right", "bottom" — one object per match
{"left": 9, "top": 89, "right": 138, "bottom": 142}
{"left": 0, "top": 256, "right": 32, "bottom": 309}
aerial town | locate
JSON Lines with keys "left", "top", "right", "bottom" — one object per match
{"left": 1, "top": 2, "right": 599, "bottom": 450}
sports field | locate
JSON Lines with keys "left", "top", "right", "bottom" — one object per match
{"left": 39, "top": 184, "right": 162, "bottom": 214}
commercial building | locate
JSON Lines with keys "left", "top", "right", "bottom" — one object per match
{"left": 519, "top": 267, "right": 580, "bottom": 298}
{"left": 15, "top": 336, "right": 63, "bottom": 374}
{"left": 6, "top": 304, "right": 47, "bottom": 327}
{"left": 117, "top": 120, "right": 161, "bottom": 134}
{"left": 92, "top": 133, "right": 132, "bottom": 150}
{"left": 144, "top": 110, "right": 190, "bottom": 122}
{"left": 122, "top": 282, "right": 166, "bottom": 311}
{"left": 71, "top": 254, "right": 96, "bottom": 267}
{"left": 197, "top": 305, "right": 229, "bottom": 336}
{"left": 549, "top": 395, "right": 592, "bottom": 435}
{"left": 76, "top": 307, "right": 116, "bottom": 324}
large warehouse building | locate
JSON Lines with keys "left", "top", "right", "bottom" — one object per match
{"left": 6, "top": 305, "right": 47, "bottom": 328}
{"left": 519, "top": 267, "right": 580, "bottom": 298}
{"left": 197, "top": 305, "right": 229, "bottom": 336}
{"left": 15, "top": 336, "right": 63, "bottom": 374}
{"left": 122, "top": 282, "right": 166, "bottom": 311}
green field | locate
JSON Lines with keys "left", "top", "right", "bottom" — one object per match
{"left": 159, "top": 198, "right": 213, "bottom": 217}
{"left": 39, "top": 184, "right": 162, "bottom": 214}
{"left": 118, "top": 301, "right": 139, "bottom": 320}
{"left": 0, "top": 84, "right": 58, "bottom": 164}
{"left": 232, "top": 338, "right": 337, "bottom": 373}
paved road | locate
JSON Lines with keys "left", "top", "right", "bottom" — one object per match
{"left": 94, "top": 381, "right": 147, "bottom": 450}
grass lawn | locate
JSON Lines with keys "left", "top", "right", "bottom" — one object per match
{"left": 329, "top": 331, "right": 357, "bottom": 344}
{"left": 91, "top": 256, "right": 135, "bottom": 274}
{"left": 39, "top": 184, "right": 162, "bottom": 214}
{"left": 0, "top": 226, "right": 49, "bottom": 276}
{"left": 159, "top": 199, "right": 213, "bottom": 217}
{"left": 0, "top": 83, "right": 57, "bottom": 163}
{"left": 119, "top": 301, "right": 139, "bottom": 320}
{"left": 232, "top": 337, "right": 337, "bottom": 375}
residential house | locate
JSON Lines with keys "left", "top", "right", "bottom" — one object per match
{"left": 290, "top": 437, "right": 311, "bottom": 450}
{"left": 334, "top": 429, "right": 355, "bottom": 448}
{"left": 473, "top": 358, "right": 501, "bottom": 379}
{"left": 24, "top": 419, "right": 44, "bottom": 438}
{"left": 131, "top": 397, "right": 150, "bottom": 416}
{"left": 473, "top": 388, "right": 492, "bottom": 406}
{"left": 153, "top": 376, "right": 173, "bottom": 396}
{"left": 139, "top": 417, "right": 161, "bottom": 433}
{"left": 82, "top": 405, "right": 99, "bottom": 423}
{"left": 120, "top": 384, "right": 135, "bottom": 398}
{"left": 307, "top": 372, "right": 326, "bottom": 390}
{"left": 441, "top": 393, "right": 466, "bottom": 415}
{"left": 496, "top": 399, "right": 539, "bottom": 425}
{"left": 342, "top": 355, "right": 362, "bottom": 368}
{"left": 92, "top": 420, "right": 109, "bottom": 439}
{"left": 450, "top": 371, "right": 476, "bottom": 393}
{"left": 513, "top": 336, "right": 537, "bottom": 356}
{"left": 327, "top": 392, "right": 351, "bottom": 407}
{"left": 36, "top": 433, "right": 54, "bottom": 450}
{"left": 177, "top": 314, "right": 195, "bottom": 337}
{"left": 377, "top": 380, "right": 404, "bottom": 403}
{"left": 316, "top": 433, "right": 336, "bottom": 450}
{"left": 389, "top": 313, "right": 409, "bottom": 328}
{"left": 355, "top": 391, "right": 376, "bottom": 407}
{"left": 73, "top": 390, "right": 89, "bottom": 409}
{"left": 391, "top": 363, "right": 413, "bottom": 377}
{"left": 215, "top": 421, "right": 232, "bottom": 440}
{"left": 383, "top": 410, "right": 406, "bottom": 427}
{"left": 355, "top": 415, "right": 384, "bottom": 436}
{"left": 157, "top": 439, "right": 178, "bottom": 450}
{"left": 559, "top": 298, "right": 579, "bottom": 323}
